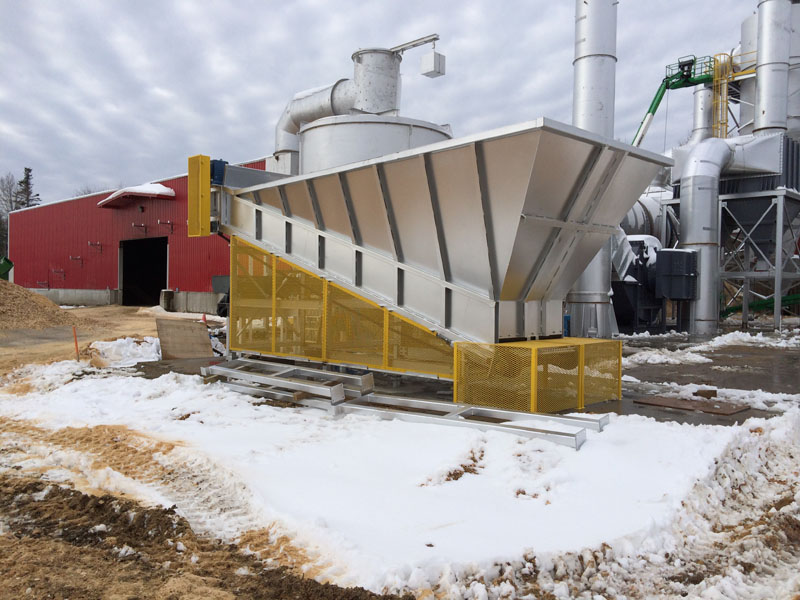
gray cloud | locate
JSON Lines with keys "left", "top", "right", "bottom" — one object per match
{"left": 0, "top": 0, "right": 754, "bottom": 202}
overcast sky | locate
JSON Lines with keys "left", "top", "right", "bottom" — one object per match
{"left": 1, "top": 0, "right": 753, "bottom": 203}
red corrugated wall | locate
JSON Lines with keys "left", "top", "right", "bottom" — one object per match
{"left": 9, "top": 159, "right": 267, "bottom": 293}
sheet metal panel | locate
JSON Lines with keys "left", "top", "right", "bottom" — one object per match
{"left": 312, "top": 174, "right": 354, "bottom": 241}
{"left": 381, "top": 156, "right": 441, "bottom": 276}
{"left": 429, "top": 144, "right": 492, "bottom": 295}
{"left": 343, "top": 166, "right": 396, "bottom": 258}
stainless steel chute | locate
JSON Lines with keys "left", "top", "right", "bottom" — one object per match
{"left": 220, "top": 117, "right": 670, "bottom": 343}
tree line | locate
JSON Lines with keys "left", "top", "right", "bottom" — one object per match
{"left": 1, "top": 168, "right": 41, "bottom": 257}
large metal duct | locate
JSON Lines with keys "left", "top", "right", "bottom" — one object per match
{"left": 679, "top": 138, "right": 733, "bottom": 335}
{"left": 566, "top": 0, "right": 618, "bottom": 338}
{"left": 688, "top": 85, "right": 713, "bottom": 144}
{"left": 274, "top": 80, "right": 357, "bottom": 173}
{"left": 739, "top": 13, "right": 758, "bottom": 136}
{"left": 737, "top": 13, "right": 758, "bottom": 135}
{"left": 754, "top": 0, "right": 792, "bottom": 134}
{"left": 789, "top": 3, "right": 800, "bottom": 137}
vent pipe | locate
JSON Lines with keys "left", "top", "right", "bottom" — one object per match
{"left": 566, "top": 0, "right": 619, "bottom": 338}
{"left": 754, "top": 0, "right": 792, "bottom": 134}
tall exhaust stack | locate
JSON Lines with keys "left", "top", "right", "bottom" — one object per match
{"left": 565, "top": 0, "right": 619, "bottom": 338}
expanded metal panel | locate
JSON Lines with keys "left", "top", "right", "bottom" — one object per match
{"left": 454, "top": 338, "right": 621, "bottom": 414}
{"left": 229, "top": 236, "right": 453, "bottom": 378}
{"left": 582, "top": 340, "right": 622, "bottom": 406}
{"left": 536, "top": 345, "right": 580, "bottom": 413}
{"left": 274, "top": 257, "right": 324, "bottom": 359}
{"left": 325, "top": 283, "right": 384, "bottom": 368}
{"left": 454, "top": 343, "right": 532, "bottom": 412}
{"left": 387, "top": 313, "right": 454, "bottom": 377}
{"left": 230, "top": 237, "right": 274, "bottom": 354}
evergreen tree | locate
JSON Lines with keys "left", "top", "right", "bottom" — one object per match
{"left": 15, "top": 167, "right": 41, "bottom": 209}
{"left": 0, "top": 172, "right": 17, "bottom": 256}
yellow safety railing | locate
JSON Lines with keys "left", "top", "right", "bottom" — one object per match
{"left": 453, "top": 338, "right": 622, "bottom": 413}
{"left": 229, "top": 236, "right": 453, "bottom": 378}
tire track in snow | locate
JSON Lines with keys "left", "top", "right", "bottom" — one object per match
{"left": 0, "top": 416, "right": 317, "bottom": 575}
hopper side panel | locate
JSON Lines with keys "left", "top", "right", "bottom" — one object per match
{"left": 429, "top": 145, "right": 492, "bottom": 296}
{"left": 480, "top": 131, "right": 541, "bottom": 296}
{"left": 382, "top": 156, "right": 442, "bottom": 276}
{"left": 345, "top": 167, "right": 396, "bottom": 258}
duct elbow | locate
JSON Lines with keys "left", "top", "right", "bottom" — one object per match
{"left": 681, "top": 137, "right": 733, "bottom": 180}
{"left": 274, "top": 79, "right": 356, "bottom": 154}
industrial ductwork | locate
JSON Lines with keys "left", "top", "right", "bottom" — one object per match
{"left": 688, "top": 85, "right": 713, "bottom": 144}
{"left": 273, "top": 49, "right": 404, "bottom": 174}
{"left": 679, "top": 138, "right": 733, "bottom": 335}
{"left": 754, "top": 0, "right": 792, "bottom": 134}
{"left": 566, "top": 0, "right": 619, "bottom": 338}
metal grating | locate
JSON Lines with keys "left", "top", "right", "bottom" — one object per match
{"left": 454, "top": 343, "right": 532, "bottom": 412}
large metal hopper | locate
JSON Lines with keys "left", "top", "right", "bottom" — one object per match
{"left": 222, "top": 117, "right": 670, "bottom": 342}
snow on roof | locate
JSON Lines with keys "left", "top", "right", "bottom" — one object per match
{"left": 97, "top": 183, "right": 176, "bottom": 207}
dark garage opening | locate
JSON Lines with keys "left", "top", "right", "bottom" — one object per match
{"left": 121, "top": 237, "right": 168, "bottom": 306}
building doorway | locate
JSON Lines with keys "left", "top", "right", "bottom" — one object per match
{"left": 120, "top": 237, "right": 168, "bottom": 306}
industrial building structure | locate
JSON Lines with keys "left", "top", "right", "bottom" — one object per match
{"left": 6, "top": 0, "right": 800, "bottom": 431}
{"left": 7, "top": 159, "right": 266, "bottom": 312}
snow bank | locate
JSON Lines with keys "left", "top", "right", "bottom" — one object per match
{"left": 622, "top": 348, "right": 711, "bottom": 368}
{"left": 0, "top": 360, "right": 746, "bottom": 595}
{"left": 90, "top": 336, "right": 161, "bottom": 367}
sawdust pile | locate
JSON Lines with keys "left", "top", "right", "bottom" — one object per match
{"left": 0, "top": 279, "right": 91, "bottom": 330}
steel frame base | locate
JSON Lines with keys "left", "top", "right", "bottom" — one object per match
{"left": 204, "top": 357, "right": 608, "bottom": 450}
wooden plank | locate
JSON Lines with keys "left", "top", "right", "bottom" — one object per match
{"left": 634, "top": 396, "right": 748, "bottom": 416}
{"left": 156, "top": 318, "right": 213, "bottom": 360}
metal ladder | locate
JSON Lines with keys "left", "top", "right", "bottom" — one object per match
{"left": 203, "top": 357, "right": 609, "bottom": 450}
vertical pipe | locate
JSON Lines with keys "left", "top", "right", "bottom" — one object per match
{"left": 688, "top": 85, "right": 713, "bottom": 144}
{"left": 572, "top": 0, "right": 618, "bottom": 136}
{"left": 754, "top": 0, "right": 792, "bottom": 134}
{"left": 567, "top": 0, "right": 619, "bottom": 338}
{"left": 679, "top": 138, "right": 732, "bottom": 336}
{"left": 774, "top": 196, "right": 784, "bottom": 330}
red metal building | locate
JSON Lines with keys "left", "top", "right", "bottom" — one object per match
{"left": 8, "top": 159, "right": 266, "bottom": 310}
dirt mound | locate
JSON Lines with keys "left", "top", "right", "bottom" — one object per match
{"left": 0, "top": 279, "right": 91, "bottom": 330}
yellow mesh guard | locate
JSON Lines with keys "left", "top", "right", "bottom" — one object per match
{"left": 453, "top": 343, "right": 532, "bottom": 412}
{"left": 325, "top": 282, "right": 384, "bottom": 368}
{"left": 454, "top": 338, "right": 621, "bottom": 414}
{"left": 228, "top": 236, "right": 452, "bottom": 378}
{"left": 387, "top": 313, "right": 454, "bottom": 377}
{"left": 535, "top": 345, "right": 580, "bottom": 413}
{"left": 582, "top": 339, "right": 622, "bottom": 406}
{"left": 229, "top": 236, "right": 273, "bottom": 353}
{"left": 230, "top": 237, "right": 622, "bottom": 410}
{"left": 274, "top": 257, "right": 324, "bottom": 360}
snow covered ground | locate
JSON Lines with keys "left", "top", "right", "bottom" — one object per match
{"left": 1, "top": 335, "right": 799, "bottom": 598}
{"left": 622, "top": 327, "right": 800, "bottom": 368}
